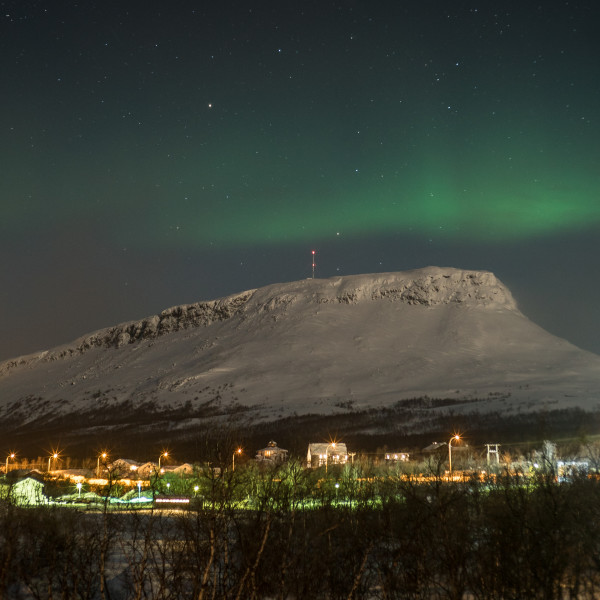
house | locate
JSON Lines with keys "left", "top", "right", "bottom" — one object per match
{"left": 173, "top": 463, "right": 194, "bottom": 475}
{"left": 422, "top": 442, "right": 447, "bottom": 453}
{"left": 557, "top": 460, "right": 589, "bottom": 482}
{"left": 137, "top": 462, "right": 160, "bottom": 478}
{"left": 0, "top": 474, "right": 48, "bottom": 506}
{"left": 385, "top": 452, "right": 409, "bottom": 463}
{"left": 109, "top": 458, "right": 143, "bottom": 476}
{"left": 52, "top": 469, "right": 90, "bottom": 482}
{"left": 307, "top": 443, "right": 348, "bottom": 468}
{"left": 256, "top": 441, "right": 288, "bottom": 463}
{"left": 158, "top": 463, "right": 195, "bottom": 475}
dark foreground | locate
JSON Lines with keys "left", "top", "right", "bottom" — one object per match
{"left": 2, "top": 463, "right": 600, "bottom": 599}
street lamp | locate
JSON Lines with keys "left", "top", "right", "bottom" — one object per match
{"left": 232, "top": 448, "right": 242, "bottom": 471}
{"left": 158, "top": 451, "right": 168, "bottom": 472}
{"left": 97, "top": 452, "right": 108, "bottom": 477}
{"left": 448, "top": 435, "right": 460, "bottom": 478}
{"left": 5, "top": 452, "right": 15, "bottom": 474}
{"left": 48, "top": 452, "right": 59, "bottom": 472}
{"left": 325, "top": 442, "right": 336, "bottom": 473}
{"left": 76, "top": 482, "right": 82, "bottom": 498}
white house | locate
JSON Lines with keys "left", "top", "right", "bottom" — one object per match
{"left": 172, "top": 463, "right": 195, "bottom": 475}
{"left": 157, "top": 463, "right": 195, "bottom": 475}
{"left": 385, "top": 452, "right": 409, "bottom": 463}
{"left": 0, "top": 475, "right": 47, "bottom": 506}
{"left": 137, "top": 462, "right": 160, "bottom": 478}
{"left": 109, "top": 458, "right": 143, "bottom": 476}
{"left": 422, "top": 442, "right": 447, "bottom": 453}
{"left": 256, "top": 441, "right": 288, "bottom": 463}
{"left": 307, "top": 443, "right": 348, "bottom": 468}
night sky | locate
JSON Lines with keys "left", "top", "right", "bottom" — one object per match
{"left": 1, "top": 1, "right": 599, "bottom": 361}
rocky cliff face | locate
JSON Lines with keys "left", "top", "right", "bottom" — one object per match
{"left": 0, "top": 267, "right": 515, "bottom": 373}
{"left": 299, "top": 267, "right": 516, "bottom": 308}
{"left": 0, "top": 290, "right": 254, "bottom": 373}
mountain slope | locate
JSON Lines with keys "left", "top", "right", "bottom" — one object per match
{"left": 2, "top": 266, "right": 600, "bottom": 451}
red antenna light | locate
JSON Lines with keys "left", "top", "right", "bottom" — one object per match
{"left": 311, "top": 250, "right": 316, "bottom": 279}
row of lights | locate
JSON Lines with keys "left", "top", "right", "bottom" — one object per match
{"left": 4, "top": 448, "right": 246, "bottom": 475}
{"left": 5, "top": 436, "right": 463, "bottom": 476}
{"left": 4, "top": 447, "right": 245, "bottom": 503}
{"left": 3, "top": 450, "right": 160, "bottom": 475}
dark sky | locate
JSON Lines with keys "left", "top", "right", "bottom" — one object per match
{"left": 1, "top": 1, "right": 599, "bottom": 361}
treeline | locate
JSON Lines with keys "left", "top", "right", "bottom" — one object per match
{"left": 8, "top": 401, "right": 600, "bottom": 460}
{"left": 3, "top": 462, "right": 600, "bottom": 599}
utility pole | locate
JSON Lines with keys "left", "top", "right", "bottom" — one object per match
{"left": 486, "top": 443, "right": 500, "bottom": 466}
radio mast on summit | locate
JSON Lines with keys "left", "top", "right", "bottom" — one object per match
{"left": 311, "top": 250, "right": 316, "bottom": 279}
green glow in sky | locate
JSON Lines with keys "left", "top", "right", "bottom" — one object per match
{"left": 1, "top": 1, "right": 599, "bottom": 250}
{"left": 4, "top": 138, "right": 598, "bottom": 247}
{"left": 146, "top": 138, "right": 600, "bottom": 246}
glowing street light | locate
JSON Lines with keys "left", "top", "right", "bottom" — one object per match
{"left": 97, "top": 451, "right": 108, "bottom": 477}
{"left": 158, "top": 451, "right": 168, "bottom": 473}
{"left": 325, "top": 442, "right": 336, "bottom": 473}
{"left": 76, "top": 482, "right": 82, "bottom": 498}
{"left": 5, "top": 452, "right": 15, "bottom": 474}
{"left": 232, "top": 447, "right": 242, "bottom": 471}
{"left": 48, "top": 452, "right": 59, "bottom": 472}
{"left": 448, "top": 435, "right": 460, "bottom": 478}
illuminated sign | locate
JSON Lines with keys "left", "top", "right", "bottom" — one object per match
{"left": 155, "top": 496, "right": 191, "bottom": 504}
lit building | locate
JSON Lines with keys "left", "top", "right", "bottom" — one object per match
{"left": 385, "top": 452, "right": 409, "bottom": 462}
{"left": 255, "top": 441, "right": 288, "bottom": 463}
{"left": 306, "top": 443, "right": 348, "bottom": 468}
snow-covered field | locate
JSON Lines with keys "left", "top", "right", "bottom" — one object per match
{"left": 2, "top": 266, "right": 600, "bottom": 440}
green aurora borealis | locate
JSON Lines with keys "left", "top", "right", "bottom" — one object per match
{"left": 4, "top": 111, "right": 598, "bottom": 246}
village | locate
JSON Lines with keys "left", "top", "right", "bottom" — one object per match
{"left": 3, "top": 436, "right": 600, "bottom": 599}
{"left": 1, "top": 437, "right": 591, "bottom": 508}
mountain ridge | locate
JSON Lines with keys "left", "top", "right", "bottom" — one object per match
{"left": 1, "top": 266, "right": 599, "bottom": 455}
{"left": 1, "top": 266, "right": 517, "bottom": 373}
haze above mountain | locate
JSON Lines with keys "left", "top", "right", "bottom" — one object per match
{"left": 2, "top": 266, "right": 600, "bottom": 451}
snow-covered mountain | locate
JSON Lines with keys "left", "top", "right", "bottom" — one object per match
{"left": 2, "top": 266, "right": 600, "bottom": 452}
